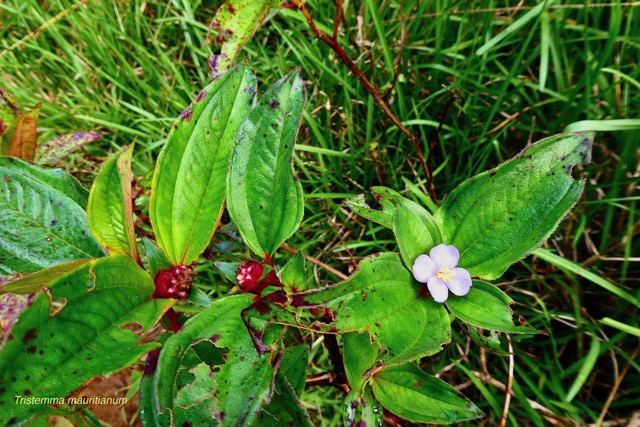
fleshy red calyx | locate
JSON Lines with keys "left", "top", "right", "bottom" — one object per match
{"left": 236, "top": 259, "right": 281, "bottom": 295}
{"left": 153, "top": 265, "right": 194, "bottom": 300}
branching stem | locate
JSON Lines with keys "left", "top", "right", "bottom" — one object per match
{"left": 291, "top": 0, "right": 438, "bottom": 204}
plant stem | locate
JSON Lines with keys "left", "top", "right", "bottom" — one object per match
{"left": 290, "top": 0, "right": 438, "bottom": 204}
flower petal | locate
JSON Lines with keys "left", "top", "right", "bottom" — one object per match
{"left": 427, "top": 277, "right": 449, "bottom": 303}
{"left": 412, "top": 254, "right": 437, "bottom": 283}
{"left": 446, "top": 268, "right": 472, "bottom": 296}
{"left": 429, "top": 244, "right": 460, "bottom": 268}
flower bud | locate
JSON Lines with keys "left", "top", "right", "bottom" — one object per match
{"left": 153, "top": 265, "right": 194, "bottom": 300}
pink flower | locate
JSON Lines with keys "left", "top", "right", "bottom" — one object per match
{"left": 412, "top": 244, "right": 472, "bottom": 303}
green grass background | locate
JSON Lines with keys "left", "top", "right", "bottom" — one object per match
{"left": 1, "top": 0, "right": 639, "bottom": 425}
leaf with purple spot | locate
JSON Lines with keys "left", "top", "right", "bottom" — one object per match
{"left": 35, "top": 131, "right": 101, "bottom": 165}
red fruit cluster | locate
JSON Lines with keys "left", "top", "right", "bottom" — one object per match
{"left": 236, "top": 260, "right": 281, "bottom": 295}
{"left": 153, "top": 265, "right": 194, "bottom": 300}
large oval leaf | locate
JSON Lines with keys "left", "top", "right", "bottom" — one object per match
{"left": 0, "top": 157, "right": 105, "bottom": 274}
{"left": 150, "top": 64, "right": 257, "bottom": 265}
{"left": 227, "top": 69, "right": 306, "bottom": 258}
{"left": 0, "top": 256, "right": 173, "bottom": 425}
{"left": 435, "top": 132, "right": 593, "bottom": 279}
{"left": 371, "top": 364, "right": 484, "bottom": 424}
{"left": 140, "top": 294, "right": 281, "bottom": 427}
{"left": 87, "top": 144, "right": 139, "bottom": 262}
{"left": 293, "top": 252, "right": 450, "bottom": 364}
{"left": 446, "top": 280, "right": 539, "bottom": 333}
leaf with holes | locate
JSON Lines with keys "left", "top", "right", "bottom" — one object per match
{"left": 0, "top": 157, "right": 105, "bottom": 275}
{"left": 435, "top": 132, "right": 593, "bottom": 280}
{"left": 0, "top": 256, "right": 173, "bottom": 425}
{"left": 150, "top": 64, "right": 256, "bottom": 265}
{"left": 227, "top": 69, "right": 306, "bottom": 258}
{"left": 140, "top": 294, "right": 283, "bottom": 427}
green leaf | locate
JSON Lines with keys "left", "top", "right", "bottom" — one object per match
{"left": 279, "top": 250, "right": 306, "bottom": 292}
{"left": 254, "top": 371, "right": 312, "bottom": 427}
{"left": 0, "top": 259, "right": 92, "bottom": 294}
{"left": 446, "top": 280, "right": 539, "bottom": 333}
{"left": 6, "top": 104, "right": 40, "bottom": 161}
{"left": 0, "top": 256, "right": 173, "bottom": 425}
{"left": 343, "top": 387, "right": 383, "bottom": 427}
{"left": 0, "top": 87, "right": 19, "bottom": 153}
{"left": 293, "top": 252, "right": 451, "bottom": 364}
{"left": 371, "top": 186, "right": 442, "bottom": 270}
{"left": 435, "top": 132, "right": 593, "bottom": 279}
{"left": 87, "top": 144, "right": 139, "bottom": 263}
{"left": 214, "top": 261, "right": 241, "bottom": 284}
{"left": 241, "top": 290, "right": 297, "bottom": 355}
{"left": 142, "top": 238, "right": 172, "bottom": 279}
{"left": 371, "top": 364, "right": 484, "bottom": 424}
{"left": 343, "top": 332, "right": 380, "bottom": 391}
{"left": 35, "top": 131, "right": 101, "bottom": 166}
{"left": 187, "top": 286, "right": 213, "bottom": 308}
{"left": 150, "top": 64, "right": 257, "bottom": 265}
{"left": 392, "top": 201, "right": 441, "bottom": 269}
{"left": 0, "top": 157, "right": 105, "bottom": 274}
{"left": 255, "top": 346, "right": 312, "bottom": 427}
{"left": 208, "top": 0, "right": 281, "bottom": 78}
{"left": 466, "top": 326, "right": 511, "bottom": 357}
{"left": 141, "top": 294, "right": 281, "bottom": 427}
{"left": 227, "top": 69, "right": 306, "bottom": 258}
{"left": 344, "top": 194, "right": 393, "bottom": 228}
{"left": 279, "top": 344, "right": 309, "bottom": 397}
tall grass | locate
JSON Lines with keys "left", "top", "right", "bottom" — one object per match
{"left": 1, "top": 1, "right": 638, "bottom": 425}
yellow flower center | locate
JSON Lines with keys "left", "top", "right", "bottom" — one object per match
{"left": 436, "top": 266, "right": 454, "bottom": 282}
